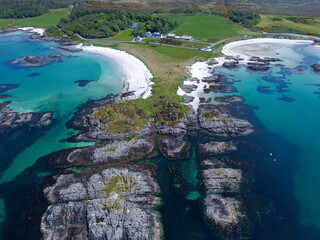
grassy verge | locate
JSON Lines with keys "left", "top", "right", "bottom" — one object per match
{"left": 0, "top": 8, "right": 69, "bottom": 29}
{"left": 90, "top": 41, "right": 214, "bottom": 132}
{"left": 142, "top": 37, "right": 210, "bottom": 49}
{"left": 257, "top": 14, "right": 320, "bottom": 35}
{"left": 160, "top": 14, "right": 256, "bottom": 42}
{"left": 105, "top": 29, "right": 134, "bottom": 41}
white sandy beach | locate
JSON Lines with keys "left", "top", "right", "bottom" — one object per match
{"left": 82, "top": 45, "right": 153, "bottom": 99}
{"left": 18, "top": 27, "right": 154, "bottom": 99}
{"left": 179, "top": 38, "right": 317, "bottom": 112}
{"left": 222, "top": 38, "right": 313, "bottom": 64}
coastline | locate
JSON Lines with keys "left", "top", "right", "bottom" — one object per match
{"left": 16, "top": 27, "right": 154, "bottom": 100}
{"left": 81, "top": 45, "right": 154, "bottom": 99}
{"left": 178, "top": 38, "right": 318, "bottom": 111}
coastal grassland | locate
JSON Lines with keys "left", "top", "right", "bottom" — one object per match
{"left": 257, "top": 14, "right": 320, "bottom": 35}
{"left": 91, "top": 42, "right": 214, "bottom": 131}
{"left": 142, "top": 38, "right": 210, "bottom": 49}
{"left": 160, "top": 14, "right": 255, "bottom": 42}
{"left": 105, "top": 29, "right": 134, "bottom": 41}
{"left": 0, "top": 8, "right": 69, "bottom": 29}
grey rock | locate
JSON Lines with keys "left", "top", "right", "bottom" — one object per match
{"left": 198, "top": 106, "right": 253, "bottom": 136}
{"left": 202, "top": 168, "right": 242, "bottom": 194}
{"left": 199, "top": 141, "right": 237, "bottom": 156}
{"left": 214, "top": 95, "right": 245, "bottom": 103}
{"left": 181, "top": 84, "right": 198, "bottom": 93}
{"left": 41, "top": 167, "right": 161, "bottom": 240}
{"left": 311, "top": 64, "right": 320, "bottom": 73}
{"left": 159, "top": 136, "right": 190, "bottom": 160}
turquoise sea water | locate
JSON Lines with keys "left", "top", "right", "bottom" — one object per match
{"left": 1, "top": 31, "right": 320, "bottom": 239}
{"left": 206, "top": 44, "right": 320, "bottom": 238}
{"left": 0, "top": 32, "right": 123, "bottom": 238}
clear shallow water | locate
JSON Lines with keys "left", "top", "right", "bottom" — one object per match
{"left": 0, "top": 31, "right": 123, "bottom": 237}
{"left": 204, "top": 43, "right": 320, "bottom": 238}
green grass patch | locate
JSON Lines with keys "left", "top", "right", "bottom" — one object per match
{"left": 105, "top": 29, "right": 134, "bottom": 41}
{"left": 105, "top": 146, "right": 118, "bottom": 152}
{"left": 161, "top": 14, "right": 243, "bottom": 42}
{"left": 0, "top": 8, "right": 69, "bottom": 29}
{"left": 257, "top": 14, "right": 320, "bottom": 35}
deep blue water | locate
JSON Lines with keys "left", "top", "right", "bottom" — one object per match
{"left": 0, "top": 31, "right": 124, "bottom": 239}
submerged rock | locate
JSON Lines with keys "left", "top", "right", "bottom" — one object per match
{"left": 75, "top": 79, "right": 94, "bottom": 87}
{"left": 0, "top": 84, "right": 19, "bottom": 93}
{"left": 311, "top": 64, "right": 320, "bottom": 73}
{"left": 214, "top": 96, "right": 245, "bottom": 103}
{"left": 11, "top": 55, "right": 69, "bottom": 67}
{"left": 247, "top": 63, "right": 270, "bottom": 72}
{"left": 41, "top": 167, "right": 161, "bottom": 240}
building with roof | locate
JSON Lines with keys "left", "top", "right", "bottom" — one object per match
{"left": 181, "top": 35, "right": 193, "bottom": 41}
{"left": 136, "top": 35, "right": 143, "bottom": 42}
{"left": 167, "top": 33, "right": 176, "bottom": 39}
{"left": 145, "top": 31, "right": 152, "bottom": 37}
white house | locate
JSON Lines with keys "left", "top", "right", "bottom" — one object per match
{"left": 130, "top": 23, "right": 139, "bottom": 29}
{"left": 167, "top": 33, "right": 176, "bottom": 39}
{"left": 152, "top": 32, "right": 162, "bottom": 38}
{"left": 181, "top": 35, "right": 193, "bottom": 41}
{"left": 145, "top": 31, "right": 152, "bottom": 37}
{"left": 136, "top": 35, "right": 143, "bottom": 42}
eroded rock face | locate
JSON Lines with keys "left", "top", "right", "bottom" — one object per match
{"left": 199, "top": 141, "right": 238, "bottom": 157}
{"left": 198, "top": 105, "right": 253, "bottom": 136}
{"left": 41, "top": 167, "right": 161, "bottom": 240}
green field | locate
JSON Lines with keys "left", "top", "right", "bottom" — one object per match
{"left": 161, "top": 14, "right": 255, "bottom": 42}
{"left": 105, "top": 29, "right": 134, "bottom": 41}
{"left": 257, "top": 15, "right": 320, "bottom": 35}
{"left": 0, "top": 8, "right": 69, "bottom": 29}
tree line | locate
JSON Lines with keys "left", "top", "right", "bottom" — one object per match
{"left": 47, "top": 6, "right": 177, "bottom": 39}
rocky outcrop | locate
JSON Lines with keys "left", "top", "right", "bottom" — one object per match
{"left": 41, "top": 167, "right": 161, "bottom": 240}
{"left": 311, "top": 64, "right": 320, "bottom": 73}
{"left": 214, "top": 96, "right": 245, "bottom": 103}
{"left": 247, "top": 63, "right": 270, "bottom": 72}
{"left": 203, "top": 84, "right": 236, "bottom": 94}
{"left": 181, "top": 84, "right": 198, "bottom": 93}
{"left": 198, "top": 105, "right": 253, "bottom": 136}
{"left": 91, "top": 138, "right": 155, "bottom": 164}
{"left": 0, "top": 84, "right": 19, "bottom": 93}
{"left": 159, "top": 136, "right": 190, "bottom": 160}
{"left": 0, "top": 105, "right": 53, "bottom": 134}
{"left": 199, "top": 141, "right": 237, "bottom": 157}
{"left": 11, "top": 55, "right": 69, "bottom": 67}
{"left": 202, "top": 74, "right": 225, "bottom": 83}
{"left": 222, "top": 61, "right": 239, "bottom": 69}
{"left": 204, "top": 195, "right": 252, "bottom": 240}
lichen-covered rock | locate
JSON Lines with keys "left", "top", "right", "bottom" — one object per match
{"left": 91, "top": 138, "right": 155, "bottom": 164}
{"left": 199, "top": 141, "right": 237, "bottom": 157}
{"left": 198, "top": 105, "right": 253, "bottom": 136}
{"left": 202, "top": 168, "right": 242, "bottom": 194}
{"left": 41, "top": 167, "right": 161, "bottom": 240}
